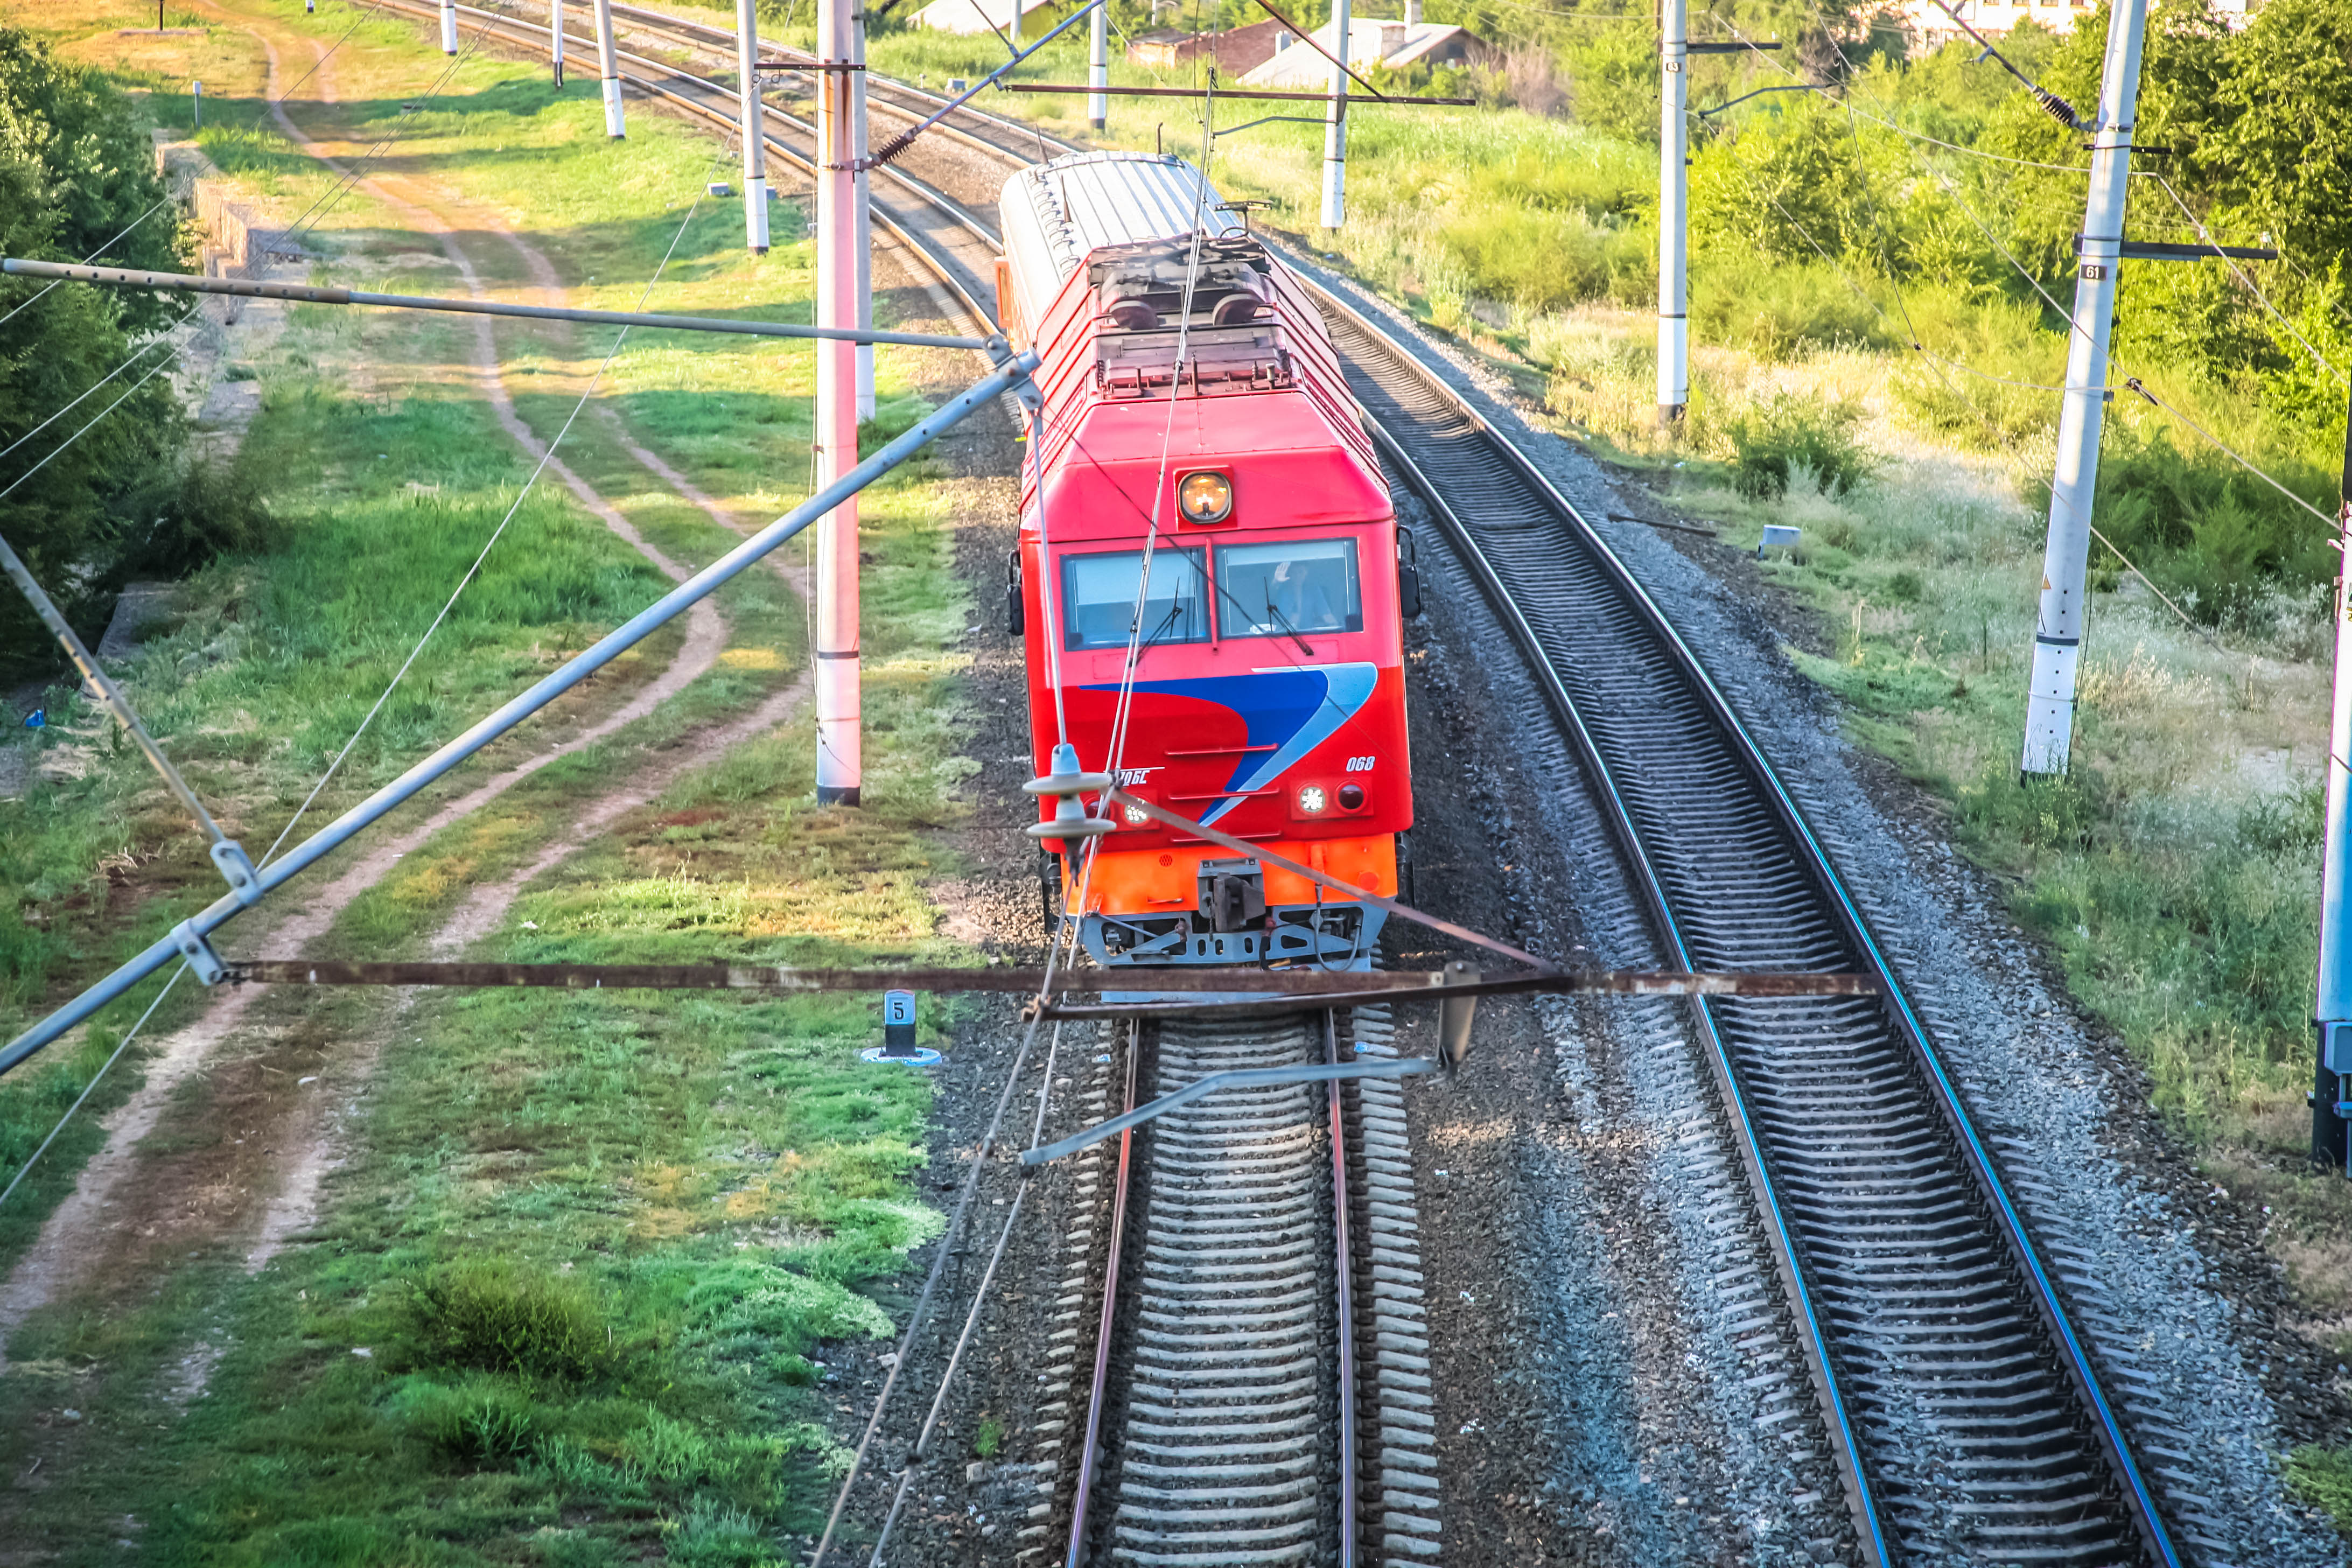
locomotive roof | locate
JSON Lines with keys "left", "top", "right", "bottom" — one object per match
{"left": 999, "top": 152, "right": 1245, "bottom": 342}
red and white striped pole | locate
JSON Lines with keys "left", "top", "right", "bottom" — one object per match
{"left": 815, "top": 0, "right": 862, "bottom": 804}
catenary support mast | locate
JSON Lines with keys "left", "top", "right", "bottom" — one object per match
{"left": 2020, "top": 0, "right": 2148, "bottom": 775}
{"left": 1657, "top": 0, "right": 1687, "bottom": 422}
{"left": 736, "top": 0, "right": 771, "bottom": 254}
{"left": 816, "top": 0, "right": 862, "bottom": 804}
{"left": 1320, "top": 0, "right": 1350, "bottom": 228}
{"left": 593, "top": 0, "right": 626, "bottom": 137}
{"left": 2313, "top": 388, "right": 2352, "bottom": 1172}
{"left": 854, "top": 5, "right": 875, "bottom": 418}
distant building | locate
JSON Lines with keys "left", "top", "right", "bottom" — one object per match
{"left": 1891, "top": 0, "right": 2257, "bottom": 48}
{"left": 1237, "top": 5, "right": 1482, "bottom": 90}
{"left": 1126, "top": 17, "right": 1292, "bottom": 77}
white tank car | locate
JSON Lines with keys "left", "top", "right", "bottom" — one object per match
{"left": 996, "top": 151, "right": 1245, "bottom": 345}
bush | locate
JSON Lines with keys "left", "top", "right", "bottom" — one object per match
{"left": 1723, "top": 392, "right": 1879, "bottom": 499}
{"left": 2089, "top": 422, "right": 2334, "bottom": 626}
{"left": 401, "top": 1260, "right": 615, "bottom": 1382}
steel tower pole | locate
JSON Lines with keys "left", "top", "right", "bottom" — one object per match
{"left": 439, "top": 0, "right": 458, "bottom": 53}
{"left": 2020, "top": 0, "right": 2148, "bottom": 776}
{"left": 737, "top": 0, "right": 771, "bottom": 254}
{"left": 594, "top": 0, "right": 626, "bottom": 137}
{"left": 1657, "top": 0, "right": 1687, "bottom": 423}
{"left": 1320, "top": 0, "right": 1350, "bottom": 229}
{"left": 816, "top": 0, "right": 863, "bottom": 805}
{"left": 2313, "top": 388, "right": 2352, "bottom": 1172}
{"left": 551, "top": 0, "right": 565, "bottom": 86}
{"left": 1089, "top": 0, "right": 1109, "bottom": 131}
{"left": 853, "top": 5, "right": 875, "bottom": 418}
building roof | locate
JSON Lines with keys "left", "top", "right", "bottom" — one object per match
{"left": 1238, "top": 17, "right": 1477, "bottom": 89}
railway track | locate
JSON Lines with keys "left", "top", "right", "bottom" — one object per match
{"left": 346, "top": 6, "right": 2200, "bottom": 1559}
{"left": 1026, "top": 1007, "right": 1438, "bottom": 1567}
{"left": 1309, "top": 287, "right": 2195, "bottom": 1566}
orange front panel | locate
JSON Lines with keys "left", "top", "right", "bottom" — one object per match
{"left": 1074, "top": 836, "right": 1397, "bottom": 917}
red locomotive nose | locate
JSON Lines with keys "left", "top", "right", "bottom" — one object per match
{"left": 1338, "top": 783, "right": 1366, "bottom": 811}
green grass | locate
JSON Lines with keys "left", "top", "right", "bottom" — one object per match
{"left": 0, "top": 6, "right": 994, "bottom": 1559}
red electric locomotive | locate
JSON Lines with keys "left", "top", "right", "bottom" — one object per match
{"left": 997, "top": 152, "right": 1417, "bottom": 969}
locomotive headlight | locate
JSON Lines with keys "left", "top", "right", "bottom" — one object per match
{"left": 1178, "top": 472, "right": 1233, "bottom": 524}
{"left": 1299, "top": 785, "right": 1327, "bottom": 814}
{"left": 1123, "top": 802, "right": 1149, "bottom": 825}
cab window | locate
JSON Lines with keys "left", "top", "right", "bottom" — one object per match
{"left": 1214, "top": 538, "right": 1362, "bottom": 639}
{"left": 1059, "top": 547, "right": 1208, "bottom": 650}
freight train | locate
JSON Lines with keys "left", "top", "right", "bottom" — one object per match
{"left": 997, "top": 151, "right": 1416, "bottom": 969}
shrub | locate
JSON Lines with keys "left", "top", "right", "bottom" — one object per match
{"left": 2286, "top": 1445, "right": 2352, "bottom": 1536}
{"left": 1723, "top": 393, "right": 1879, "bottom": 499}
{"left": 2089, "top": 423, "right": 2335, "bottom": 626}
{"left": 401, "top": 1259, "right": 614, "bottom": 1382}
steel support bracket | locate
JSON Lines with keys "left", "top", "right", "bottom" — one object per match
{"left": 172, "top": 920, "right": 227, "bottom": 985}
{"left": 210, "top": 838, "right": 262, "bottom": 906}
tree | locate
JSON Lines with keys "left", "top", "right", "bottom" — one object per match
{"left": 0, "top": 25, "right": 191, "bottom": 678}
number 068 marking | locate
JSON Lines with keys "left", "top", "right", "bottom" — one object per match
{"left": 1344, "top": 755, "right": 1375, "bottom": 773}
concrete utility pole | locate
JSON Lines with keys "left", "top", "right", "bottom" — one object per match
{"left": 816, "top": 0, "right": 862, "bottom": 804}
{"left": 853, "top": 7, "right": 875, "bottom": 418}
{"left": 552, "top": 0, "right": 565, "bottom": 86}
{"left": 440, "top": 0, "right": 458, "bottom": 54}
{"left": 2020, "top": 0, "right": 2148, "bottom": 776}
{"left": 736, "top": 0, "right": 771, "bottom": 254}
{"left": 594, "top": 0, "right": 626, "bottom": 137}
{"left": 1089, "top": 0, "right": 1109, "bottom": 131}
{"left": 1656, "top": 0, "right": 1688, "bottom": 422}
{"left": 2313, "top": 388, "right": 2352, "bottom": 1173}
{"left": 1320, "top": 0, "right": 1351, "bottom": 228}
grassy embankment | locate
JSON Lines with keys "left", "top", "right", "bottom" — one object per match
{"left": 842, "top": 0, "right": 2352, "bottom": 1448}
{"left": 0, "top": 5, "right": 990, "bottom": 1562}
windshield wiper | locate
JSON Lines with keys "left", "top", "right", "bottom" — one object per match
{"left": 1210, "top": 576, "right": 1314, "bottom": 656}
{"left": 1258, "top": 594, "right": 1316, "bottom": 657}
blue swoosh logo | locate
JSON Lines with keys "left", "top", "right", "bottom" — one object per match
{"left": 1086, "top": 663, "right": 1379, "bottom": 824}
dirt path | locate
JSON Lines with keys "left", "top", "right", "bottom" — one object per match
{"left": 0, "top": 13, "right": 806, "bottom": 1363}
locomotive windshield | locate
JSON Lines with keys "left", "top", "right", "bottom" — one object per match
{"left": 1215, "top": 539, "right": 1362, "bottom": 639}
{"left": 1060, "top": 547, "right": 1208, "bottom": 650}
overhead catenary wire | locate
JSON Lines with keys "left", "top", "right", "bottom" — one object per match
{"left": 2150, "top": 173, "right": 2347, "bottom": 393}
{"left": 259, "top": 154, "right": 727, "bottom": 865}
{"left": 1705, "top": 10, "right": 2337, "bottom": 568}
{"left": 0, "top": 1, "right": 387, "bottom": 330}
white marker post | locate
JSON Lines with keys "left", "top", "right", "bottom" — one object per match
{"left": 1089, "top": 0, "right": 1109, "bottom": 131}
{"left": 439, "top": 0, "right": 458, "bottom": 54}
{"left": 1320, "top": 0, "right": 1350, "bottom": 229}
{"left": 2020, "top": 0, "right": 2148, "bottom": 776}
{"left": 816, "top": 0, "right": 862, "bottom": 805}
{"left": 551, "top": 0, "right": 565, "bottom": 86}
{"left": 593, "top": 0, "right": 626, "bottom": 137}
{"left": 1657, "top": 0, "right": 1688, "bottom": 423}
{"left": 736, "top": 0, "right": 771, "bottom": 254}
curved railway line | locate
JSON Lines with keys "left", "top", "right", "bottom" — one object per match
{"left": 352, "top": 5, "right": 2201, "bottom": 1560}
